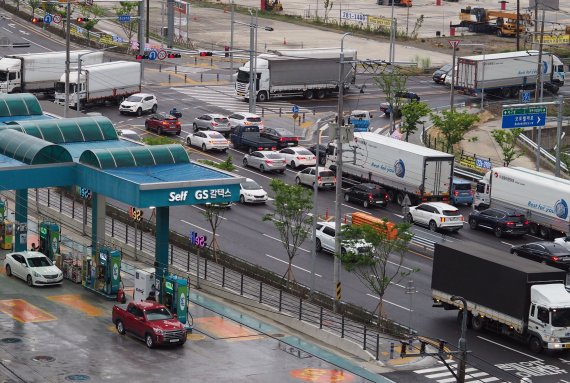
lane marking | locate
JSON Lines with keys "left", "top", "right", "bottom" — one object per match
{"left": 21, "top": 36, "right": 50, "bottom": 50}
{"left": 262, "top": 234, "right": 310, "bottom": 253}
{"left": 265, "top": 254, "right": 322, "bottom": 277}
{"left": 476, "top": 336, "right": 543, "bottom": 361}
{"left": 501, "top": 241, "right": 514, "bottom": 247}
{"left": 387, "top": 260, "right": 414, "bottom": 271}
{"left": 47, "top": 294, "right": 104, "bottom": 316}
{"left": 191, "top": 205, "right": 228, "bottom": 219}
{"left": 0, "top": 299, "right": 57, "bottom": 323}
{"left": 180, "top": 220, "right": 218, "bottom": 236}
{"left": 366, "top": 294, "right": 411, "bottom": 311}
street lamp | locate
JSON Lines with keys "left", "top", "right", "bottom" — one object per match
{"left": 451, "top": 295, "right": 468, "bottom": 383}
{"left": 333, "top": 32, "right": 351, "bottom": 312}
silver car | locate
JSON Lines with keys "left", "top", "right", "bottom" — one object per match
{"left": 193, "top": 114, "right": 232, "bottom": 134}
{"left": 242, "top": 151, "right": 286, "bottom": 173}
{"left": 295, "top": 167, "right": 336, "bottom": 189}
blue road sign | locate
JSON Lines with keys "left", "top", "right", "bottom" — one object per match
{"left": 148, "top": 50, "right": 158, "bottom": 61}
{"left": 502, "top": 106, "right": 546, "bottom": 129}
{"left": 117, "top": 15, "right": 131, "bottom": 22}
{"left": 521, "top": 91, "right": 531, "bottom": 103}
{"left": 292, "top": 105, "right": 299, "bottom": 114}
{"left": 43, "top": 14, "right": 52, "bottom": 24}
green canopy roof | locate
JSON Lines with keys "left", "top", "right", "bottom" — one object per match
{"left": 0, "top": 129, "right": 72, "bottom": 165}
{"left": 0, "top": 93, "right": 43, "bottom": 117}
{"left": 79, "top": 145, "right": 190, "bottom": 169}
{"left": 16, "top": 116, "right": 118, "bottom": 143}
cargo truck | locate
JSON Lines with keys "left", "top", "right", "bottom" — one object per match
{"left": 0, "top": 50, "right": 104, "bottom": 94}
{"left": 432, "top": 241, "right": 570, "bottom": 353}
{"left": 54, "top": 61, "right": 141, "bottom": 109}
{"left": 235, "top": 48, "right": 357, "bottom": 102}
{"left": 475, "top": 167, "right": 570, "bottom": 239}
{"left": 456, "top": 50, "right": 565, "bottom": 98}
{"left": 328, "top": 132, "right": 454, "bottom": 205}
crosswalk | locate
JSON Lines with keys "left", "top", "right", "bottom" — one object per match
{"left": 171, "top": 85, "right": 313, "bottom": 115}
{"left": 414, "top": 361, "right": 504, "bottom": 383}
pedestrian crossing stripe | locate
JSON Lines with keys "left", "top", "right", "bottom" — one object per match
{"left": 414, "top": 361, "right": 503, "bottom": 382}
{"left": 171, "top": 85, "right": 312, "bottom": 115}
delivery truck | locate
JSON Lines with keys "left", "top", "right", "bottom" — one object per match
{"left": 0, "top": 50, "right": 104, "bottom": 94}
{"left": 54, "top": 61, "right": 142, "bottom": 109}
{"left": 475, "top": 166, "right": 570, "bottom": 239}
{"left": 432, "top": 241, "right": 570, "bottom": 353}
{"left": 328, "top": 132, "right": 454, "bottom": 205}
{"left": 455, "top": 50, "right": 565, "bottom": 97}
{"left": 235, "top": 48, "right": 357, "bottom": 102}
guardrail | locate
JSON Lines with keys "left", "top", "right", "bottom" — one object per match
{"left": 518, "top": 133, "right": 568, "bottom": 172}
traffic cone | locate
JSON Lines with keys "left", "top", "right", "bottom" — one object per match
{"left": 325, "top": 208, "right": 328, "bottom": 220}
{"left": 283, "top": 37, "right": 287, "bottom": 45}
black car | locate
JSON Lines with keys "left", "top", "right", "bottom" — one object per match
{"left": 468, "top": 208, "right": 529, "bottom": 238}
{"left": 395, "top": 91, "right": 420, "bottom": 101}
{"left": 432, "top": 64, "right": 452, "bottom": 84}
{"left": 260, "top": 127, "right": 299, "bottom": 148}
{"left": 511, "top": 242, "right": 570, "bottom": 270}
{"left": 344, "top": 183, "right": 389, "bottom": 208}
{"left": 307, "top": 144, "right": 329, "bottom": 165}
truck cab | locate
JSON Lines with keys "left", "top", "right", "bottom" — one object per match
{"left": 349, "top": 110, "right": 372, "bottom": 132}
{"left": 0, "top": 58, "right": 21, "bottom": 93}
{"left": 528, "top": 284, "right": 570, "bottom": 352}
{"left": 236, "top": 58, "right": 269, "bottom": 101}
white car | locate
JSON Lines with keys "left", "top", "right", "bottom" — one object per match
{"left": 4, "top": 251, "right": 63, "bottom": 287}
{"left": 117, "top": 129, "right": 142, "bottom": 142}
{"left": 555, "top": 236, "right": 570, "bottom": 252}
{"left": 239, "top": 178, "right": 268, "bottom": 204}
{"left": 228, "top": 112, "right": 264, "bottom": 131}
{"left": 119, "top": 93, "right": 158, "bottom": 116}
{"left": 186, "top": 130, "right": 229, "bottom": 152}
{"left": 279, "top": 147, "right": 317, "bottom": 169}
{"left": 315, "top": 221, "right": 371, "bottom": 255}
{"left": 405, "top": 202, "right": 464, "bottom": 232}
{"left": 295, "top": 167, "right": 336, "bottom": 189}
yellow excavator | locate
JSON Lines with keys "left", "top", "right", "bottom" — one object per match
{"left": 264, "top": 0, "right": 283, "bottom": 12}
{"left": 456, "top": 7, "right": 531, "bottom": 37}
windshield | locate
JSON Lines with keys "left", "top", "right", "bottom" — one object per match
{"left": 0, "top": 71, "right": 7, "bottom": 82}
{"left": 54, "top": 81, "right": 66, "bottom": 93}
{"left": 442, "top": 209, "right": 461, "bottom": 216}
{"left": 237, "top": 70, "right": 249, "bottom": 83}
{"left": 266, "top": 153, "right": 283, "bottom": 159}
{"left": 296, "top": 149, "right": 313, "bottom": 155}
{"left": 214, "top": 118, "right": 229, "bottom": 123}
{"left": 145, "top": 307, "right": 173, "bottom": 321}
{"left": 319, "top": 170, "right": 335, "bottom": 177}
{"left": 247, "top": 117, "right": 262, "bottom": 123}
{"left": 126, "top": 95, "right": 143, "bottom": 102}
{"left": 208, "top": 132, "right": 224, "bottom": 139}
{"left": 27, "top": 257, "right": 52, "bottom": 267}
{"left": 551, "top": 308, "right": 570, "bottom": 327}
{"left": 454, "top": 183, "right": 471, "bottom": 191}
{"left": 441, "top": 64, "right": 452, "bottom": 72}
{"left": 242, "top": 180, "right": 261, "bottom": 190}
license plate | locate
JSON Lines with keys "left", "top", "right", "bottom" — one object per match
{"left": 287, "top": 142, "right": 295, "bottom": 146}
{"left": 169, "top": 339, "right": 179, "bottom": 343}
{"left": 516, "top": 223, "right": 523, "bottom": 227}
{"left": 323, "top": 183, "right": 332, "bottom": 186}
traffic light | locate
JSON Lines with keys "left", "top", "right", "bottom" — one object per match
{"left": 76, "top": 17, "right": 90, "bottom": 22}
{"left": 31, "top": 17, "right": 44, "bottom": 23}
{"left": 199, "top": 51, "right": 213, "bottom": 57}
{"left": 135, "top": 54, "right": 149, "bottom": 60}
{"left": 167, "top": 53, "right": 181, "bottom": 58}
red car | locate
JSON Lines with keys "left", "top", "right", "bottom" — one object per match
{"left": 145, "top": 113, "right": 181, "bottom": 135}
{"left": 112, "top": 301, "right": 187, "bottom": 348}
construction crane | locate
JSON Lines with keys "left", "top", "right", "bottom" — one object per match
{"left": 454, "top": 6, "right": 531, "bottom": 37}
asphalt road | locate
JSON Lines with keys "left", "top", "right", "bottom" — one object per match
{"left": 4, "top": 12, "right": 570, "bottom": 383}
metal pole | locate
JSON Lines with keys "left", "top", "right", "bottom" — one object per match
{"left": 481, "top": 45, "right": 485, "bottom": 110}
{"left": 334, "top": 33, "right": 351, "bottom": 312}
{"left": 253, "top": 10, "right": 258, "bottom": 113}
{"left": 516, "top": 0, "right": 520, "bottom": 50}
{"left": 311, "top": 123, "right": 326, "bottom": 295}
{"left": 452, "top": 296, "right": 468, "bottom": 383}
{"left": 77, "top": 56, "right": 82, "bottom": 112}
{"left": 139, "top": 0, "right": 145, "bottom": 83}
{"left": 406, "top": 6, "right": 409, "bottom": 36}
{"left": 230, "top": 0, "right": 235, "bottom": 72}
{"left": 167, "top": 0, "right": 174, "bottom": 48}
{"left": 64, "top": 1, "right": 71, "bottom": 118}
{"left": 556, "top": 95, "right": 563, "bottom": 177}
{"left": 535, "top": 7, "right": 545, "bottom": 172}
{"left": 146, "top": 0, "right": 150, "bottom": 43}
{"left": 450, "top": 44, "right": 457, "bottom": 111}
{"left": 389, "top": 1, "right": 395, "bottom": 62}
{"left": 248, "top": 13, "right": 255, "bottom": 113}
{"left": 161, "top": 1, "right": 165, "bottom": 48}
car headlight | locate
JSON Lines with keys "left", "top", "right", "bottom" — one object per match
{"left": 546, "top": 336, "right": 560, "bottom": 343}
{"left": 32, "top": 271, "right": 41, "bottom": 278}
{"left": 154, "top": 328, "right": 164, "bottom": 335}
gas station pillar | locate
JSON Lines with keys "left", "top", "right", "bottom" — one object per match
{"left": 91, "top": 192, "right": 106, "bottom": 251}
{"left": 154, "top": 206, "right": 170, "bottom": 300}
{"left": 14, "top": 189, "right": 28, "bottom": 252}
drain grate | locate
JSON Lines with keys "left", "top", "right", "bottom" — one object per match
{"left": 0, "top": 338, "right": 21, "bottom": 344}
{"left": 32, "top": 355, "right": 55, "bottom": 362}
{"left": 65, "top": 375, "right": 90, "bottom": 381}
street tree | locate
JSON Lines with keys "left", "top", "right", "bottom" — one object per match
{"left": 338, "top": 220, "right": 416, "bottom": 325}
{"left": 202, "top": 203, "right": 226, "bottom": 263}
{"left": 430, "top": 110, "right": 480, "bottom": 152}
{"left": 323, "top": 0, "right": 333, "bottom": 22}
{"left": 263, "top": 179, "right": 313, "bottom": 286}
{"left": 374, "top": 68, "right": 408, "bottom": 116}
{"left": 28, "top": 0, "right": 40, "bottom": 18}
{"left": 491, "top": 128, "right": 524, "bottom": 167}
{"left": 113, "top": 2, "right": 139, "bottom": 51}
{"left": 78, "top": 4, "right": 105, "bottom": 41}
{"left": 400, "top": 101, "right": 431, "bottom": 141}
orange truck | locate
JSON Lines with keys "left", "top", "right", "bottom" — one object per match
{"left": 351, "top": 212, "right": 398, "bottom": 240}
{"left": 376, "top": 0, "right": 412, "bottom": 7}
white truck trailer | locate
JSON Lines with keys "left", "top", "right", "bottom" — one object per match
{"left": 456, "top": 50, "right": 565, "bottom": 98}
{"left": 0, "top": 50, "right": 104, "bottom": 94}
{"left": 235, "top": 48, "right": 357, "bottom": 102}
{"left": 328, "top": 132, "right": 455, "bottom": 205}
{"left": 54, "top": 61, "right": 142, "bottom": 109}
{"left": 475, "top": 166, "right": 570, "bottom": 239}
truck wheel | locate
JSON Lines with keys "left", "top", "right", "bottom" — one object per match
{"left": 315, "top": 239, "right": 322, "bottom": 252}
{"left": 386, "top": 190, "right": 395, "bottom": 202}
{"left": 529, "top": 336, "right": 543, "bottom": 354}
{"left": 396, "top": 193, "right": 405, "bottom": 206}
{"left": 240, "top": 195, "right": 245, "bottom": 204}
{"left": 136, "top": 108, "right": 142, "bottom": 117}
{"left": 494, "top": 227, "right": 504, "bottom": 238}
{"left": 145, "top": 333, "right": 155, "bottom": 348}
{"left": 363, "top": 200, "right": 369, "bottom": 208}
{"left": 116, "top": 320, "right": 126, "bottom": 335}
{"left": 468, "top": 24, "right": 474, "bottom": 32}
{"left": 540, "top": 226, "right": 551, "bottom": 240}
{"left": 242, "top": 158, "right": 248, "bottom": 167}
{"left": 344, "top": 194, "right": 350, "bottom": 202}
{"left": 317, "top": 90, "right": 326, "bottom": 99}
{"left": 529, "top": 223, "right": 539, "bottom": 236}
{"left": 469, "top": 218, "right": 478, "bottom": 230}
{"left": 429, "top": 220, "right": 438, "bottom": 232}
{"left": 304, "top": 90, "right": 314, "bottom": 100}
{"left": 257, "top": 91, "right": 268, "bottom": 102}
{"left": 471, "top": 315, "right": 485, "bottom": 331}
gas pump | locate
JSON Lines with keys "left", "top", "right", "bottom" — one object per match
{"left": 0, "top": 220, "right": 14, "bottom": 250}
{"left": 39, "top": 221, "right": 60, "bottom": 261}
{"left": 83, "top": 247, "right": 122, "bottom": 299}
{"left": 163, "top": 275, "right": 192, "bottom": 332}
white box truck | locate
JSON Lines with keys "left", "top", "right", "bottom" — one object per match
{"left": 235, "top": 48, "right": 357, "bottom": 102}
{"left": 0, "top": 50, "right": 104, "bottom": 94}
{"left": 328, "top": 132, "right": 454, "bottom": 205}
{"left": 54, "top": 61, "right": 141, "bottom": 109}
{"left": 475, "top": 166, "right": 570, "bottom": 239}
{"left": 456, "top": 50, "right": 565, "bottom": 98}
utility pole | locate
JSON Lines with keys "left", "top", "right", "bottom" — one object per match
{"left": 230, "top": 0, "right": 235, "bottom": 72}
{"left": 167, "top": 0, "right": 174, "bottom": 48}
{"left": 449, "top": 43, "right": 458, "bottom": 111}
{"left": 452, "top": 296, "right": 468, "bottom": 383}
{"left": 146, "top": 0, "right": 150, "bottom": 43}
{"left": 248, "top": 11, "right": 255, "bottom": 113}
{"left": 63, "top": 0, "right": 71, "bottom": 118}
{"left": 556, "top": 95, "right": 564, "bottom": 177}
{"left": 516, "top": 0, "right": 520, "bottom": 50}
{"left": 534, "top": 7, "right": 545, "bottom": 172}
{"left": 139, "top": 0, "right": 145, "bottom": 82}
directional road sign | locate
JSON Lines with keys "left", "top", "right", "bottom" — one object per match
{"left": 521, "top": 90, "right": 531, "bottom": 103}
{"left": 117, "top": 15, "right": 131, "bottom": 22}
{"left": 292, "top": 105, "right": 299, "bottom": 114}
{"left": 148, "top": 50, "right": 158, "bottom": 61}
{"left": 448, "top": 39, "right": 461, "bottom": 49}
{"left": 43, "top": 14, "right": 52, "bottom": 24}
{"left": 501, "top": 106, "right": 547, "bottom": 129}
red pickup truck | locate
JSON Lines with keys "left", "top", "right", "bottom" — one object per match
{"left": 112, "top": 301, "right": 187, "bottom": 348}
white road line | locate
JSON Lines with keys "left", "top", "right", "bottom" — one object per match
{"left": 393, "top": 213, "right": 404, "bottom": 218}
{"left": 415, "top": 365, "right": 456, "bottom": 374}
{"left": 191, "top": 205, "right": 228, "bottom": 219}
{"left": 426, "top": 368, "right": 477, "bottom": 379}
{"left": 366, "top": 294, "right": 411, "bottom": 311}
{"left": 265, "top": 254, "right": 322, "bottom": 277}
{"left": 501, "top": 241, "right": 514, "bottom": 247}
{"left": 22, "top": 36, "right": 50, "bottom": 50}
{"left": 387, "top": 260, "right": 414, "bottom": 271}
{"left": 476, "top": 336, "right": 543, "bottom": 361}
{"left": 180, "top": 219, "right": 218, "bottom": 236}
{"left": 262, "top": 234, "right": 310, "bottom": 253}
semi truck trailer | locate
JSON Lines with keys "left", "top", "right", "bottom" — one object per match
{"left": 235, "top": 48, "right": 357, "bottom": 102}
{"left": 54, "top": 61, "right": 142, "bottom": 109}
{"left": 0, "top": 50, "right": 104, "bottom": 94}
{"left": 475, "top": 166, "right": 570, "bottom": 239}
{"left": 455, "top": 50, "right": 565, "bottom": 97}
{"left": 432, "top": 241, "right": 570, "bottom": 353}
{"left": 328, "top": 132, "right": 454, "bottom": 205}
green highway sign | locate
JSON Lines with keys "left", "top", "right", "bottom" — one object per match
{"left": 502, "top": 106, "right": 547, "bottom": 129}
{"left": 502, "top": 107, "right": 547, "bottom": 116}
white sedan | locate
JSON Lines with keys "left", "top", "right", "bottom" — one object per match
{"left": 4, "top": 251, "right": 63, "bottom": 287}
{"left": 279, "top": 147, "right": 316, "bottom": 169}
{"left": 239, "top": 178, "right": 268, "bottom": 204}
{"left": 186, "top": 130, "right": 229, "bottom": 152}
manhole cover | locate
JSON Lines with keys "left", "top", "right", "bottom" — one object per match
{"left": 272, "top": 333, "right": 286, "bottom": 338}
{"left": 65, "top": 375, "right": 90, "bottom": 381}
{"left": 32, "top": 355, "right": 55, "bottom": 362}
{"left": 1, "top": 338, "right": 21, "bottom": 344}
